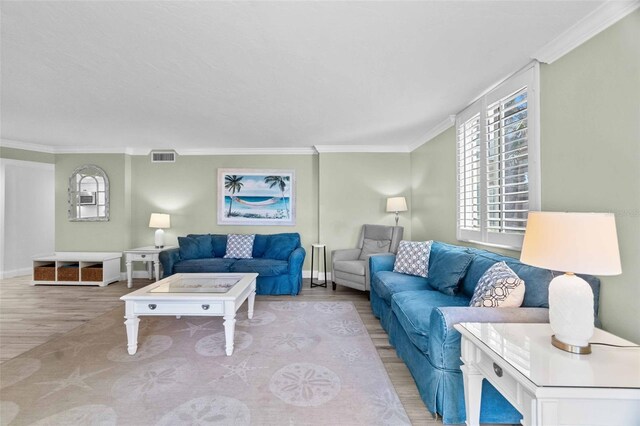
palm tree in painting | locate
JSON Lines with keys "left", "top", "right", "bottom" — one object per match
{"left": 224, "top": 175, "right": 244, "bottom": 217}
{"left": 264, "top": 175, "right": 290, "bottom": 218}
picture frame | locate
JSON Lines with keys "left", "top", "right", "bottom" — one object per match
{"left": 217, "top": 168, "right": 296, "bottom": 226}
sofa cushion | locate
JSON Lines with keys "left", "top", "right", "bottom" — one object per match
{"left": 391, "top": 290, "right": 471, "bottom": 355}
{"left": 263, "top": 234, "right": 300, "bottom": 260}
{"left": 174, "top": 258, "right": 235, "bottom": 273}
{"left": 371, "top": 271, "right": 431, "bottom": 305}
{"left": 359, "top": 238, "right": 391, "bottom": 260}
{"left": 210, "top": 234, "right": 228, "bottom": 258}
{"left": 224, "top": 234, "right": 255, "bottom": 259}
{"left": 333, "top": 260, "right": 366, "bottom": 276}
{"left": 230, "top": 258, "right": 288, "bottom": 277}
{"left": 469, "top": 261, "right": 525, "bottom": 307}
{"left": 426, "top": 242, "right": 475, "bottom": 296}
{"left": 393, "top": 240, "right": 432, "bottom": 277}
{"left": 178, "top": 235, "right": 213, "bottom": 260}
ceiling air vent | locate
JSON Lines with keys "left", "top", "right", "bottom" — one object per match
{"left": 151, "top": 150, "right": 177, "bottom": 163}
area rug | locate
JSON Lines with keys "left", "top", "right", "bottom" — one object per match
{"left": 0, "top": 301, "right": 410, "bottom": 425}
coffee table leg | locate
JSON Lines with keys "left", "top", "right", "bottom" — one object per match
{"left": 124, "top": 302, "right": 139, "bottom": 355}
{"left": 223, "top": 313, "right": 236, "bottom": 356}
{"left": 248, "top": 290, "right": 256, "bottom": 319}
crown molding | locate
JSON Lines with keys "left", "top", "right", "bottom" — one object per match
{"left": 0, "top": 138, "right": 56, "bottom": 154}
{"left": 533, "top": 0, "right": 639, "bottom": 64}
{"left": 175, "top": 147, "right": 317, "bottom": 156}
{"left": 313, "top": 145, "right": 409, "bottom": 154}
{"left": 0, "top": 158, "right": 55, "bottom": 170}
{"left": 407, "top": 115, "right": 456, "bottom": 152}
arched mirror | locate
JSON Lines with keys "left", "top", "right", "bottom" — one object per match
{"left": 68, "top": 164, "right": 110, "bottom": 221}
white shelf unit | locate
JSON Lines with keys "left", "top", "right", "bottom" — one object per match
{"left": 32, "top": 252, "right": 122, "bottom": 287}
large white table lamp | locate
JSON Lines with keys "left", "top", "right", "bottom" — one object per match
{"left": 149, "top": 213, "right": 171, "bottom": 248}
{"left": 520, "top": 212, "right": 621, "bottom": 354}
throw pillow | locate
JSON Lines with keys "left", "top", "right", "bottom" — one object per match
{"left": 393, "top": 240, "right": 432, "bottom": 278}
{"left": 469, "top": 261, "right": 525, "bottom": 307}
{"left": 426, "top": 243, "right": 475, "bottom": 296}
{"left": 224, "top": 234, "right": 255, "bottom": 259}
{"left": 359, "top": 238, "right": 392, "bottom": 260}
{"left": 178, "top": 235, "right": 213, "bottom": 260}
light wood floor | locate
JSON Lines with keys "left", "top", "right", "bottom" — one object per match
{"left": 0, "top": 275, "right": 441, "bottom": 425}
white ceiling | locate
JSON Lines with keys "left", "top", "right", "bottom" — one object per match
{"left": 0, "top": 1, "right": 616, "bottom": 153}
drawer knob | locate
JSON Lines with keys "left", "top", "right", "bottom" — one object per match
{"left": 141, "top": 254, "right": 146, "bottom": 258}
{"left": 202, "top": 304, "right": 210, "bottom": 310}
{"left": 493, "top": 363, "right": 503, "bottom": 377}
{"left": 148, "top": 304, "right": 157, "bottom": 310}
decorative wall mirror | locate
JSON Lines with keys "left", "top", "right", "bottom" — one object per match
{"left": 68, "top": 164, "right": 110, "bottom": 221}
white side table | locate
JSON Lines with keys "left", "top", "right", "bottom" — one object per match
{"left": 455, "top": 322, "right": 640, "bottom": 426}
{"left": 124, "top": 246, "right": 176, "bottom": 289}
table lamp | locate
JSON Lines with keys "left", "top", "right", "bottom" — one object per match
{"left": 520, "top": 212, "right": 621, "bottom": 354}
{"left": 386, "top": 197, "right": 408, "bottom": 226}
{"left": 149, "top": 213, "right": 171, "bottom": 248}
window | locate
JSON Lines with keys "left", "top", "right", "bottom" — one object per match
{"left": 456, "top": 63, "right": 540, "bottom": 249}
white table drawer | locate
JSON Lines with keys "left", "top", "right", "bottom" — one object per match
{"left": 128, "top": 253, "right": 157, "bottom": 262}
{"left": 476, "top": 351, "right": 519, "bottom": 403}
{"left": 134, "top": 301, "right": 224, "bottom": 315}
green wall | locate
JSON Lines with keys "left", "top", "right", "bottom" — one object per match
{"left": 0, "top": 147, "right": 55, "bottom": 163}
{"left": 319, "top": 153, "right": 412, "bottom": 263}
{"left": 410, "top": 11, "right": 640, "bottom": 342}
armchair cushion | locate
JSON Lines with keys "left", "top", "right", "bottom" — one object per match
{"left": 333, "top": 260, "right": 366, "bottom": 276}
{"left": 178, "top": 235, "right": 213, "bottom": 260}
{"left": 359, "top": 238, "right": 391, "bottom": 260}
{"left": 426, "top": 242, "right": 474, "bottom": 296}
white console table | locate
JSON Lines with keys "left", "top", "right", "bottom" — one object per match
{"left": 32, "top": 252, "right": 122, "bottom": 287}
{"left": 456, "top": 322, "right": 640, "bottom": 426}
{"left": 124, "top": 246, "right": 176, "bottom": 289}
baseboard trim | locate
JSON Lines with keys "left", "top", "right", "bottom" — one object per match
{"left": 0, "top": 267, "right": 33, "bottom": 280}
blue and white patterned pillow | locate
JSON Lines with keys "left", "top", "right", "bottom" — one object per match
{"left": 224, "top": 234, "right": 255, "bottom": 259}
{"left": 393, "top": 240, "right": 432, "bottom": 278}
{"left": 469, "top": 261, "right": 525, "bottom": 308}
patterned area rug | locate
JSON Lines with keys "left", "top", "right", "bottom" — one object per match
{"left": 0, "top": 301, "right": 410, "bottom": 425}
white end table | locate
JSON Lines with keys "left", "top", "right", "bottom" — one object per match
{"left": 124, "top": 246, "right": 176, "bottom": 289}
{"left": 455, "top": 322, "right": 640, "bottom": 426}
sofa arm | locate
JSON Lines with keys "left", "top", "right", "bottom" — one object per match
{"left": 159, "top": 248, "right": 181, "bottom": 278}
{"left": 428, "top": 306, "right": 549, "bottom": 370}
{"left": 369, "top": 253, "right": 395, "bottom": 277}
{"left": 288, "top": 247, "right": 306, "bottom": 295}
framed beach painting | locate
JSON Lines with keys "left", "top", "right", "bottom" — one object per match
{"left": 217, "top": 168, "right": 296, "bottom": 226}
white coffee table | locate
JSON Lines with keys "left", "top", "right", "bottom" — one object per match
{"left": 120, "top": 273, "right": 257, "bottom": 356}
{"left": 455, "top": 322, "right": 640, "bottom": 426}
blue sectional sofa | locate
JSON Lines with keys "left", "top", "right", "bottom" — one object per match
{"left": 370, "top": 241, "right": 601, "bottom": 424}
{"left": 159, "top": 233, "right": 305, "bottom": 295}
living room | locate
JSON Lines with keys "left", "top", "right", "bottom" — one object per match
{"left": 1, "top": 1, "right": 639, "bottom": 425}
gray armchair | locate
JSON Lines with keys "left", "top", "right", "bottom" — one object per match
{"left": 331, "top": 224, "right": 403, "bottom": 293}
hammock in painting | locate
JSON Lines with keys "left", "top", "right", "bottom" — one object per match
{"left": 232, "top": 196, "right": 280, "bottom": 207}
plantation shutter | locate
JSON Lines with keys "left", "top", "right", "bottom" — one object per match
{"left": 485, "top": 87, "right": 529, "bottom": 237}
{"left": 457, "top": 108, "right": 482, "bottom": 242}
{"left": 455, "top": 63, "right": 540, "bottom": 249}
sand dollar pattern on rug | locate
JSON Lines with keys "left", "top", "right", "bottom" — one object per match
{"left": 195, "top": 330, "right": 252, "bottom": 357}
{"left": 371, "top": 389, "right": 412, "bottom": 425}
{"left": 269, "top": 300, "right": 308, "bottom": 311}
{"left": 111, "top": 357, "right": 196, "bottom": 403}
{"left": 314, "top": 301, "right": 354, "bottom": 314}
{"left": 261, "top": 331, "right": 321, "bottom": 353}
{"left": 269, "top": 362, "right": 341, "bottom": 407}
{"left": 325, "top": 318, "right": 366, "bottom": 336}
{"left": 236, "top": 309, "right": 277, "bottom": 327}
{"left": 0, "top": 400, "right": 20, "bottom": 425}
{"left": 107, "top": 335, "right": 173, "bottom": 362}
{"left": 29, "top": 404, "right": 117, "bottom": 426}
{"left": 156, "top": 395, "right": 250, "bottom": 426}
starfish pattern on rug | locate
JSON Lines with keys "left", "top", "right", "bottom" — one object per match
{"left": 176, "top": 320, "right": 218, "bottom": 337}
{"left": 36, "top": 367, "right": 111, "bottom": 400}
{"left": 212, "top": 356, "right": 267, "bottom": 385}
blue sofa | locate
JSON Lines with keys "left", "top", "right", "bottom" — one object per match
{"left": 159, "top": 233, "right": 305, "bottom": 295}
{"left": 370, "top": 241, "right": 601, "bottom": 424}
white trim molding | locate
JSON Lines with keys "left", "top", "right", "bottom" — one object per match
{"left": 314, "top": 145, "right": 409, "bottom": 154}
{"left": 0, "top": 138, "right": 56, "bottom": 154}
{"left": 408, "top": 115, "right": 456, "bottom": 152}
{"left": 533, "top": 0, "right": 640, "bottom": 64}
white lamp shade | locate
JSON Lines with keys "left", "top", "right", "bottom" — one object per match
{"left": 386, "top": 197, "right": 408, "bottom": 213}
{"left": 149, "top": 213, "right": 171, "bottom": 229}
{"left": 520, "top": 212, "right": 621, "bottom": 276}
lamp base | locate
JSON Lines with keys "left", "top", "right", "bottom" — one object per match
{"left": 154, "top": 228, "right": 165, "bottom": 249}
{"left": 551, "top": 335, "right": 592, "bottom": 354}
